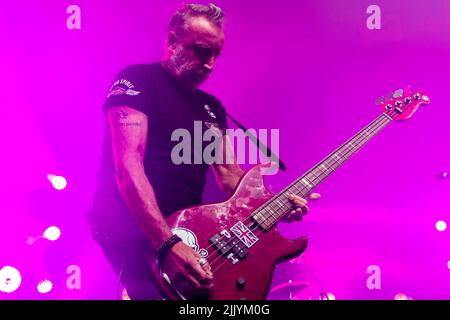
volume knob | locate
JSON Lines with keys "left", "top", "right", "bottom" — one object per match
{"left": 236, "top": 277, "right": 245, "bottom": 289}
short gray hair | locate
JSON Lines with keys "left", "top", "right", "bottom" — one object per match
{"left": 168, "top": 3, "right": 225, "bottom": 35}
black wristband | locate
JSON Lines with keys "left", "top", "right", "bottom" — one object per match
{"left": 156, "top": 234, "right": 182, "bottom": 263}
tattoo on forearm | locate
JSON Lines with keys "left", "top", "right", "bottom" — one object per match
{"left": 112, "top": 110, "right": 141, "bottom": 127}
{"left": 117, "top": 122, "right": 141, "bottom": 127}
{"left": 115, "top": 111, "right": 128, "bottom": 120}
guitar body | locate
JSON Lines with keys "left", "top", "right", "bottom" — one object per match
{"left": 149, "top": 164, "right": 308, "bottom": 300}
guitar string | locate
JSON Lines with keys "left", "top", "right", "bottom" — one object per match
{"left": 207, "top": 115, "right": 391, "bottom": 276}
{"left": 204, "top": 114, "right": 390, "bottom": 272}
{"left": 205, "top": 114, "right": 390, "bottom": 272}
{"left": 204, "top": 113, "right": 392, "bottom": 273}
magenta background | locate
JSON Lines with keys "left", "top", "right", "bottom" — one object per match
{"left": 1, "top": 0, "right": 449, "bottom": 299}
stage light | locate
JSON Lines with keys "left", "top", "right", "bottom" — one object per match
{"left": 47, "top": 174, "right": 67, "bottom": 190}
{"left": 436, "top": 171, "right": 448, "bottom": 180}
{"left": 394, "top": 293, "right": 412, "bottom": 300}
{"left": 0, "top": 266, "right": 22, "bottom": 293}
{"left": 43, "top": 226, "right": 61, "bottom": 241}
{"left": 37, "top": 280, "right": 53, "bottom": 294}
{"left": 319, "top": 292, "right": 336, "bottom": 300}
{"left": 325, "top": 292, "right": 336, "bottom": 300}
{"left": 122, "top": 288, "right": 130, "bottom": 300}
{"left": 435, "top": 220, "right": 447, "bottom": 232}
{"left": 447, "top": 261, "right": 450, "bottom": 270}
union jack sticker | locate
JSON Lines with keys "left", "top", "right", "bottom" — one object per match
{"left": 230, "top": 221, "right": 259, "bottom": 248}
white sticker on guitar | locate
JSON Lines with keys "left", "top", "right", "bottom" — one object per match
{"left": 230, "top": 221, "right": 259, "bottom": 248}
{"left": 171, "top": 227, "right": 208, "bottom": 257}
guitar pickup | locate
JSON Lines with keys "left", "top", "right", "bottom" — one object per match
{"left": 229, "top": 239, "right": 248, "bottom": 259}
{"left": 210, "top": 234, "right": 231, "bottom": 255}
{"left": 210, "top": 233, "right": 248, "bottom": 259}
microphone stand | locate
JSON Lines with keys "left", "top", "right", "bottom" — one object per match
{"left": 223, "top": 110, "right": 287, "bottom": 172}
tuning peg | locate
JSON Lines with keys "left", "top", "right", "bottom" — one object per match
{"left": 392, "top": 88, "right": 404, "bottom": 98}
{"left": 375, "top": 96, "right": 385, "bottom": 106}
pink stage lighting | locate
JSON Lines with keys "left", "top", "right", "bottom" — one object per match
{"left": 47, "top": 174, "right": 67, "bottom": 190}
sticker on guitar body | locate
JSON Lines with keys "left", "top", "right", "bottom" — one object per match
{"left": 230, "top": 221, "right": 259, "bottom": 248}
{"left": 171, "top": 227, "right": 208, "bottom": 258}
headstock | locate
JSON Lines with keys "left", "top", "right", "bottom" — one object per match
{"left": 379, "top": 85, "right": 430, "bottom": 121}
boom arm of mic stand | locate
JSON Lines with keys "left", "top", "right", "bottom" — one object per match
{"left": 223, "top": 110, "right": 287, "bottom": 172}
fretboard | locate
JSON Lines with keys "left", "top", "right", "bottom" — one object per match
{"left": 252, "top": 113, "right": 392, "bottom": 230}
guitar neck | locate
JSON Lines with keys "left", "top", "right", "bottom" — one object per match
{"left": 252, "top": 112, "right": 393, "bottom": 230}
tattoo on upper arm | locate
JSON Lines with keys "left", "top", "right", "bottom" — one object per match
{"left": 112, "top": 110, "right": 142, "bottom": 127}
{"left": 116, "top": 111, "right": 128, "bottom": 119}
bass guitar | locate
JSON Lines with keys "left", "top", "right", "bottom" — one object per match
{"left": 150, "top": 86, "right": 430, "bottom": 300}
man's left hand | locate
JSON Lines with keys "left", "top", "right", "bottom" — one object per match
{"left": 283, "top": 194, "right": 309, "bottom": 223}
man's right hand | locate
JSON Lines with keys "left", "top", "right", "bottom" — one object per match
{"left": 162, "top": 241, "right": 214, "bottom": 292}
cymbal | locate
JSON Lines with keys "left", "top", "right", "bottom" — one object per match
{"left": 269, "top": 281, "right": 309, "bottom": 296}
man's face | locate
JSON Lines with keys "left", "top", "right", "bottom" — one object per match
{"left": 167, "top": 17, "right": 224, "bottom": 89}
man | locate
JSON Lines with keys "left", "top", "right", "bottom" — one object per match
{"left": 88, "top": 3, "right": 309, "bottom": 300}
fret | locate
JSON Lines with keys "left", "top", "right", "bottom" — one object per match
{"left": 271, "top": 199, "right": 282, "bottom": 213}
{"left": 331, "top": 153, "right": 342, "bottom": 164}
{"left": 276, "top": 198, "right": 288, "bottom": 210}
{"left": 356, "top": 134, "right": 368, "bottom": 144}
{"left": 307, "top": 169, "right": 321, "bottom": 182}
{"left": 337, "top": 149, "right": 348, "bottom": 161}
{"left": 362, "top": 131, "right": 371, "bottom": 141}
{"left": 294, "top": 182, "right": 309, "bottom": 195}
{"left": 253, "top": 213, "right": 264, "bottom": 224}
{"left": 267, "top": 203, "right": 279, "bottom": 215}
{"left": 291, "top": 182, "right": 305, "bottom": 196}
{"left": 252, "top": 212, "right": 266, "bottom": 228}
{"left": 303, "top": 176, "right": 315, "bottom": 188}
{"left": 270, "top": 199, "right": 280, "bottom": 218}
{"left": 300, "top": 178, "right": 314, "bottom": 189}
{"left": 261, "top": 209, "right": 275, "bottom": 224}
{"left": 258, "top": 216, "right": 271, "bottom": 229}
{"left": 341, "top": 149, "right": 350, "bottom": 159}
{"left": 253, "top": 207, "right": 277, "bottom": 230}
{"left": 253, "top": 210, "right": 265, "bottom": 220}
{"left": 264, "top": 204, "right": 276, "bottom": 216}
{"left": 290, "top": 184, "right": 301, "bottom": 194}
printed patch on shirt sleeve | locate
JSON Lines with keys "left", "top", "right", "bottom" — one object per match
{"left": 125, "top": 89, "right": 140, "bottom": 96}
{"left": 107, "top": 79, "right": 141, "bottom": 98}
